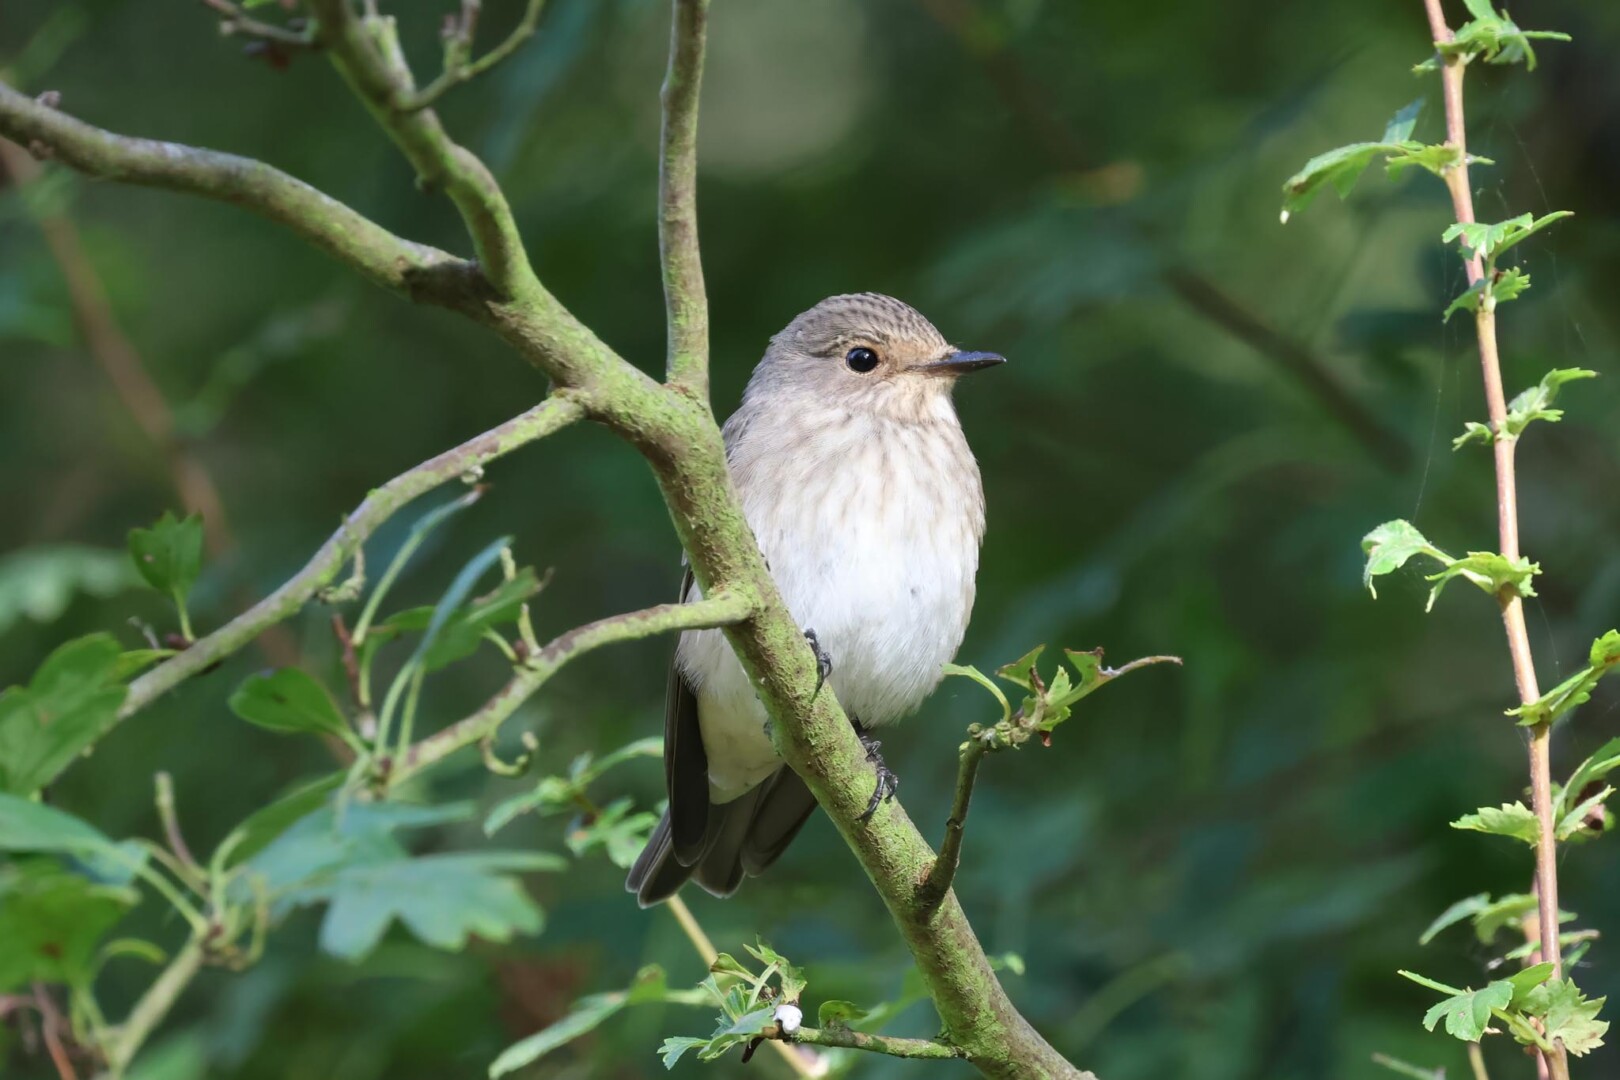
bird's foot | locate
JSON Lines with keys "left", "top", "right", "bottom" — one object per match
{"left": 804, "top": 628, "right": 833, "bottom": 699}
{"left": 855, "top": 723, "right": 898, "bottom": 822}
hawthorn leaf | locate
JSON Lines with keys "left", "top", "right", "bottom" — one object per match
{"left": 127, "top": 511, "right": 204, "bottom": 601}
{"left": 1361, "top": 520, "right": 1447, "bottom": 598}
{"left": 1420, "top": 979, "right": 1512, "bottom": 1042}
{"left": 0, "top": 861, "right": 138, "bottom": 992}
{"left": 1451, "top": 801, "right": 1538, "bottom": 844}
{"left": 228, "top": 669, "right": 350, "bottom": 739}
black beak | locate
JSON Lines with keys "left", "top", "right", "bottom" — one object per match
{"left": 916, "top": 350, "right": 1007, "bottom": 376}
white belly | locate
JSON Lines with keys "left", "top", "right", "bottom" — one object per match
{"left": 677, "top": 412, "right": 983, "bottom": 802}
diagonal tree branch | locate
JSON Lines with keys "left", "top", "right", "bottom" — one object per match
{"left": 0, "top": 82, "right": 478, "bottom": 306}
{"left": 122, "top": 393, "right": 584, "bottom": 719}
{"left": 305, "top": 0, "right": 536, "bottom": 298}
{"left": 658, "top": 0, "right": 712, "bottom": 393}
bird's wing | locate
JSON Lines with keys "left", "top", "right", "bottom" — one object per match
{"left": 665, "top": 567, "right": 711, "bottom": 864}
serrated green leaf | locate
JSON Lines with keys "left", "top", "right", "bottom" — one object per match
{"left": 1493, "top": 267, "right": 1532, "bottom": 306}
{"left": 1361, "top": 520, "right": 1448, "bottom": 598}
{"left": 127, "top": 510, "right": 204, "bottom": 601}
{"left": 0, "top": 860, "right": 138, "bottom": 992}
{"left": 1441, "top": 7, "right": 1570, "bottom": 70}
{"left": 228, "top": 668, "right": 350, "bottom": 739}
{"left": 1452, "top": 421, "right": 1494, "bottom": 450}
{"left": 1443, "top": 280, "right": 1487, "bottom": 323}
{"left": 1557, "top": 785, "right": 1612, "bottom": 841}
{"left": 658, "top": 1036, "right": 709, "bottom": 1069}
{"left": 1384, "top": 142, "right": 1464, "bottom": 179}
{"left": 995, "top": 645, "right": 1045, "bottom": 691}
{"left": 564, "top": 798, "right": 659, "bottom": 869}
{"left": 1523, "top": 978, "right": 1608, "bottom": 1055}
{"left": 1471, "top": 893, "right": 1543, "bottom": 944}
{"left": 1420, "top": 978, "right": 1512, "bottom": 1042}
{"left": 1452, "top": 801, "right": 1539, "bottom": 844}
{"left": 745, "top": 939, "right": 806, "bottom": 1003}
{"left": 0, "top": 633, "right": 127, "bottom": 796}
{"left": 1500, "top": 367, "right": 1597, "bottom": 440}
{"left": 1424, "top": 551, "right": 1538, "bottom": 610}
{"left": 1441, "top": 212, "right": 1570, "bottom": 264}
{"left": 218, "top": 772, "right": 345, "bottom": 868}
{"left": 1508, "top": 630, "right": 1620, "bottom": 727}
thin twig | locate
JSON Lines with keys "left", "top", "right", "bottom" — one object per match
{"left": 154, "top": 772, "right": 207, "bottom": 894}
{"left": 1419, "top": 2, "right": 1564, "bottom": 1077}
{"left": 31, "top": 985, "right": 78, "bottom": 1080}
{"left": 916, "top": 734, "right": 990, "bottom": 915}
{"left": 390, "top": 588, "right": 757, "bottom": 783}
{"left": 121, "top": 395, "right": 584, "bottom": 723}
{"left": 104, "top": 937, "right": 206, "bottom": 1075}
{"left": 1468, "top": 1041, "right": 1491, "bottom": 1080}
{"left": 306, "top": 0, "right": 535, "bottom": 296}
{"left": 197, "top": 0, "right": 317, "bottom": 48}
{"left": 657, "top": 0, "right": 711, "bottom": 392}
{"left": 400, "top": 0, "right": 547, "bottom": 111}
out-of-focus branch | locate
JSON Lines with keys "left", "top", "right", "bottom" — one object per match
{"left": 306, "top": 0, "right": 534, "bottom": 297}
{"left": 911, "top": 0, "right": 1411, "bottom": 473}
{"left": 197, "top": 0, "right": 318, "bottom": 49}
{"left": 658, "top": 0, "right": 711, "bottom": 393}
{"left": 122, "top": 394, "right": 584, "bottom": 720}
{"left": 401, "top": 0, "right": 548, "bottom": 112}
{"left": 103, "top": 937, "right": 206, "bottom": 1076}
{"left": 389, "top": 588, "right": 757, "bottom": 783}
{"left": 0, "top": 82, "right": 480, "bottom": 306}
{"left": 1420, "top": 2, "right": 1563, "bottom": 1077}
{"left": 0, "top": 137, "right": 237, "bottom": 554}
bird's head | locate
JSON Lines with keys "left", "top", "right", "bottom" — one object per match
{"left": 753, "top": 293, "right": 1004, "bottom": 423}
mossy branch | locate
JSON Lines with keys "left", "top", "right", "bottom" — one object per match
{"left": 122, "top": 394, "right": 584, "bottom": 720}
{"left": 658, "top": 0, "right": 712, "bottom": 392}
{"left": 0, "top": 82, "right": 477, "bottom": 305}
{"left": 5, "top": 4, "right": 1093, "bottom": 1073}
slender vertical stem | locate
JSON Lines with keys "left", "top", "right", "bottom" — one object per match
{"left": 105, "top": 937, "right": 206, "bottom": 1076}
{"left": 1419, "top": 2, "right": 1564, "bottom": 1074}
{"left": 658, "top": 0, "right": 712, "bottom": 393}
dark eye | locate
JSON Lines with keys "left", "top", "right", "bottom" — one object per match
{"left": 845, "top": 347, "right": 879, "bottom": 373}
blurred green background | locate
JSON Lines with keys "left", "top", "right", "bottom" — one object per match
{"left": 4, "top": 0, "right": 1620, "bottom": 1077}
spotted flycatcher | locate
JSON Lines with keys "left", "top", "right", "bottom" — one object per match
{"left": 628, "top": 293, "right": 1003, "bottom": 905}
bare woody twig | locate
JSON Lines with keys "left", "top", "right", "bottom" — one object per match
{"left": 198, "top": 0, "right": 317, "bottom": 48}
{"left": 769, "top": 1024, "right": 967, "bottom": 1060}
{"left": 916, "top": 732, "right": 991, "bottom": 914}
{"left": 658, "top": 0, "right": 711, "bottom": 393}
{"left": 122, "top": 395, "right": 584, "bottom": 720}
{"left": 400, "top": 0, "right": 548, "bottom": 112}
{"left": 1419, "top": 2, "right": 1564, "bottom": 1077}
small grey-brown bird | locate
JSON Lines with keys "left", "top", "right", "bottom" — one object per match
{"left": 627, "top": 293, "right": 1003, "bottom": 905}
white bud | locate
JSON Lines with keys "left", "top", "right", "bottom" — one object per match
{"left": 774, "top": 1003, "right": 803, "bottom": 1035}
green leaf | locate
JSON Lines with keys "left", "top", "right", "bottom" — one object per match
{"left": 817, "top": 1000, "right": 867, "bottom": 1028}
{"left": 0, "top": 633, "right": 127, "bottom": 795}
{"left": 1501, "top": 367, "right": 1597, "bottom": 440}
{"left": 1443, "top": 279, "right": 1487, "bottom": 323}
{"left": 1523, "top": 978, "right": 1608, "bottom": 1055}
{"left": 217, "top": 772, "right": 346, "bottom": 868}
{"left": 1423, "top": 551, "right": 1538, "bottom": 610}
{"left": 995, "top": 645, "right": 1046, "bottom": 691}
{"left": 658, "top": 1036, "right": 709, "bottom": 1069}
{"left": 1418, "top": 892, "right": 1489, "bottom": 945}
{"left": 127, "top": 510, "right": 204, "bottom": 601}
{"left": 0, "top": 545, "right": 138, "bottom": 635}
{"left": 0, "top": 792, "right": 138, "bottom": 882}
{"left": 1384, "top": 142, "right": 1464, "bottom": 179}
{"left": 1506, "top": 962, "right": 1556, "bottom": 1005}
{"left": 1440, "top": 212, "right": 1571, "bottom": 264}
{"left": 1471, "top": 893, "right": 1542, "bottom": 944}
{"left": 490, "top": 990, "right": 629, "bottom": 1077}
{"left": 1419, "top": 978, "right": 1513, "bottom": 1042}
{"left": 484, "top": 737, "right": 662, "bottom": 836}
{"left": 563, "top": 797, "right": 660, "bottom": 869}
{"left": 114, "top": 649, "right": 176, "bottom": 681}
{"left": 941, "top": 662, "right": 1012, "bottom": 724}
{"left": 1508, "top": 630, "right": 1620, "bottom": 727}
{"left": 242, "top": 800, "right": 561, "bottom": 962}
{"left": 1279, "top": 102, "right": 1437, "bottom": 218}
{"left": 1440, "top": 7, "right": 1571, "bottom": 70}
{"left": 745, "top": 939, "right": 806, "bottom": 1003}
{"left": 1557, "top": 785, "right": 1612, "bottom": 841}
{"left": 1451, "top": 801, "right": 1539, "bottom": 844}
{"left": 406, "top": 536, "right": 514, "bottom": 672}
{"left": 1360, "top": 520, "right": 1448, "bottom": 598}
{"left": 0, "top": 860, "right": 138, "bottom": 992}
{"left": 228, "top": 668, "right": 351, "bottom": 740}
{"left": 1557, "top": 737, "right": 1620, "bottom": 821}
